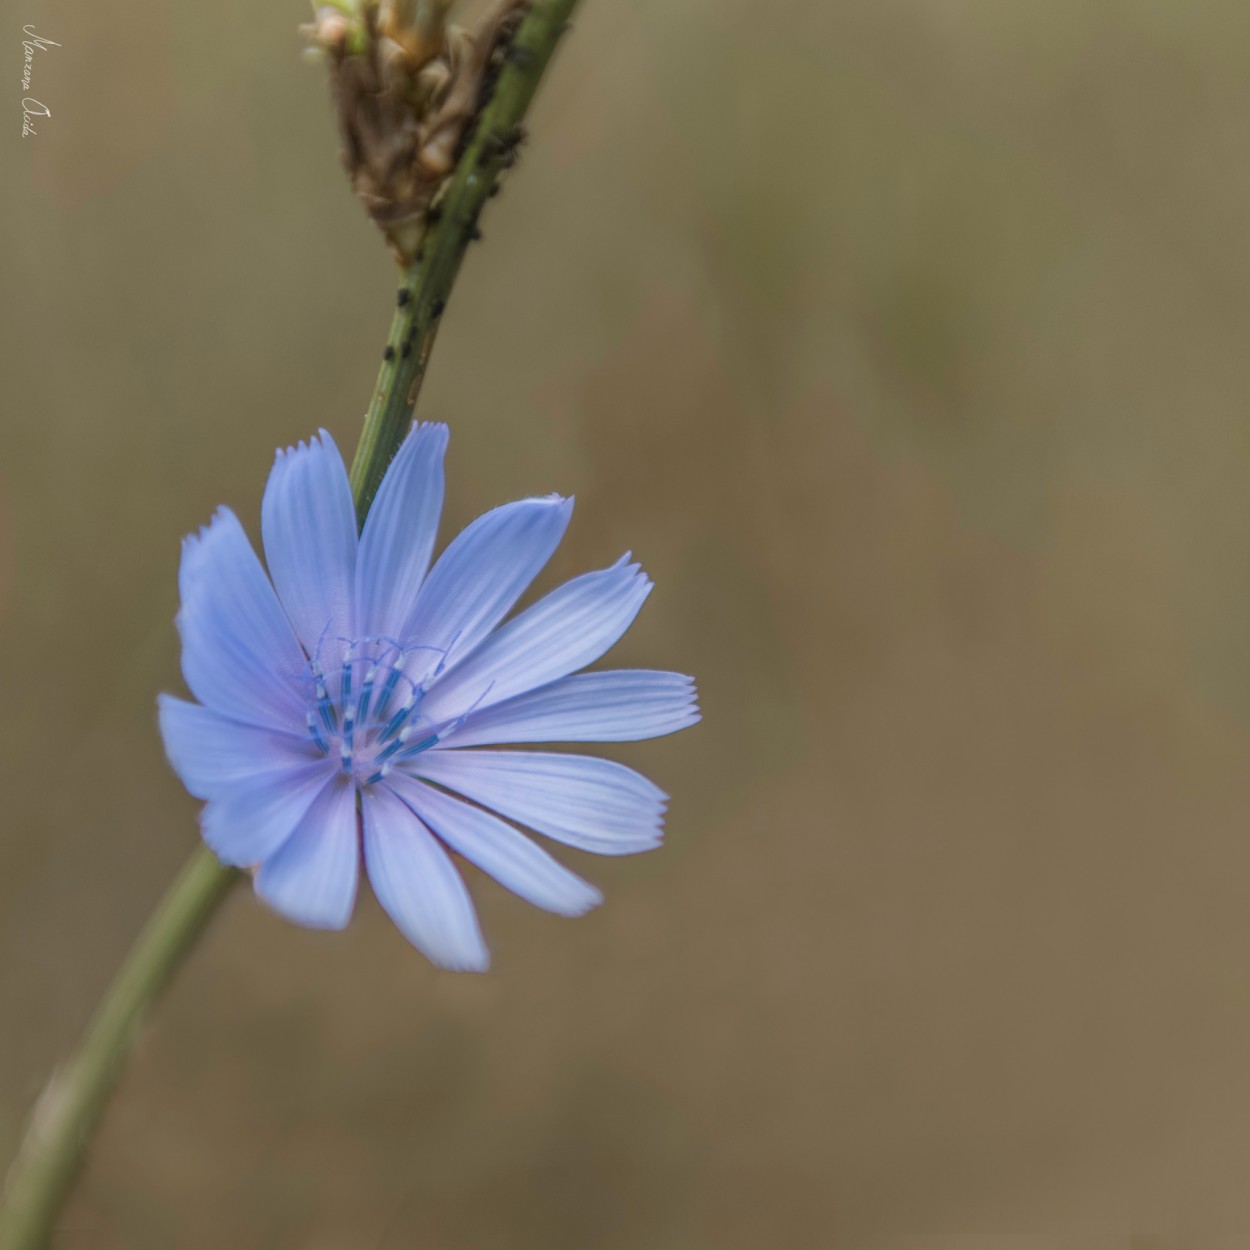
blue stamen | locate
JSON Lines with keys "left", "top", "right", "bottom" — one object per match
{"left": 314, "top": 672, "right": 338, "bottom": 735}
{"left": 373, "top": 736, "right": 405, "bottom": 766}
{"left": 392, "top": 732, "right": 440, "bottom": 760}
{"left": 374, "top": 667, "right": 402, "bottom": 719}
{"left": 356, "top": 662, "right": 379, "bottom": 728}
{"left": 378, "top": 691, "right": 420, "bottom": 745}
{"left": 340, "top": 648, "right": 354, "bottom": 706}
{"left": 306, "top": 711, "right": 329, "bottom": 754}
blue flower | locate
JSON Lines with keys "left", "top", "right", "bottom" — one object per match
{"left": 158, "top": 425, "right": 699, "bottom": 970}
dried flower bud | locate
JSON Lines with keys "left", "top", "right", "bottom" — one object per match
{"left": 307, "top": 0, "right": 528, "bottom": 264}
{"left": 311, "top": 8, "right": 351, "bottom": 51}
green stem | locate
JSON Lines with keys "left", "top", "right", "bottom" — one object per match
{"left": 0, "top": 3, "right": 581, "bottom": 1246}
{"left": 349, "top": 0, "right": 579, "bottom": 520}
{"left": 0, "top": 849, "right": 237, "bottom": 1250}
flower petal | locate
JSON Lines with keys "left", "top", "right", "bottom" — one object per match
{"left": 200, "top": 760, "right": 336, "bottom": 868}
{"left": 158, "top": 695, "right": 320, "bottom": 801}
{"left": 261, "top": 429, "right": 358, "bottom": 655}
{"left": 401, "top": 495, "right": 573, "bottom": 680}
{"left": 177, "top": 507, "right": 313, "bottom": 731}
{"left": 362, "top": 785, "right": 489, "bottom": 971}
{"left": 390, "top": 774, "right": 602, "bottom": 916}
{"left": 254, "top": 775, "right": 360, "bottom": 929}
{"left": 418, "top": 557, "right": 651, "bottom": 724}
{"left": 413, "top": 750, "right": 666, "bottom": 856}
{"left": 437, "top": 670, "right": 700, "bottom": 747}
{"left": 356, "top": 422, "right": 448, "bottom": 641}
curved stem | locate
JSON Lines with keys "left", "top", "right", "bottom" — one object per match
{"left": 0, "top": 3, "right": 581, "bottom": 1246}
{"left": 0, "top": 849, "right": 238, "bottom": 1250}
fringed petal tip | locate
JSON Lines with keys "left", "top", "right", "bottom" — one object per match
{"left": 179, "top": 506, "right": 240, "bottom": 578}
{"left": 271, "top": 427, "right": 342, "bottom": 464}
{"left": 665, "top": 673, "right": 701, "bottom": 717}
{"left": 409, "top": 418, "right": 450, "bottom": 441}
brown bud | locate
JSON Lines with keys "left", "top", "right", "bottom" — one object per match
{"left": 308, "top": 0, "right": 529, "bottom": 264}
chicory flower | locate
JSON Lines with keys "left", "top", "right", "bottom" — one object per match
{"left": 158, "top": 425, "right": 698, "bottom": 970}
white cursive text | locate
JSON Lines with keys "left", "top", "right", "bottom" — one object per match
{"left": 20, "top": 25, "right": 59, "bottom": 137}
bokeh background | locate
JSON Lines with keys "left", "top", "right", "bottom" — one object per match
{"left": 7, "top": 0, "right": 1250, "bottom": 1245}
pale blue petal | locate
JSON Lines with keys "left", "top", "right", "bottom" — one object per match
{"left": 261, "top": 429, "right": 358, "bottom": 654}
{"left": 158, "top": 695, "right": 320, "bottom": 801}
{"left": 177, "top": 507, "right": 313, "bottom": 732}
{"left": 436, "top": 670, "right": 700, "bottom": 747}
{"left": 362, "top": 785, "right": 489, "bottom": 971}
{"left": 254, "top": 775, "right": 360, "bottom": 929}
{"left": 413, "top": 751, "right": 666, "bottom": 856}
{"left": 200, "top": 761, "right": 336, "bottom": 868}
{"left": 401, "top": 495, "right": 573, "bottom": 678}
{"left": 390, "top": 774, "right": 602, "bottom": 916}
{"left": 418, "top": 557, "right": 651, "bottom": 725}
{"left": 356, "top": 422, "right": 448, "bottom": 641}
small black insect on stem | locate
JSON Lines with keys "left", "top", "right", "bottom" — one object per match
{"left": 383, "top": 345, "right": 396, "bottom": 362}
{"left": 483, "top": 124, "right": 525, "bottom": 157}
{"left": 504, "top": 41, "right": 535, "bottom": 69}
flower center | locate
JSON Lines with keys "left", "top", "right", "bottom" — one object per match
{"left": 303, "top": 637, "right": 444, "bottom": 787}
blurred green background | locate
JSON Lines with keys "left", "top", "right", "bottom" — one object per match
{"left": 7, "top": 0, "right": 1250, "bottom": 1245}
